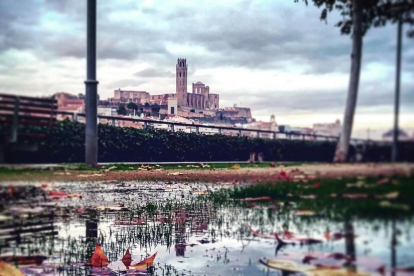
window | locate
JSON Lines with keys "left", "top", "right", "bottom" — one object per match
{"left": 179, "top": 72, "right": 181, "bottom": 77}
{"left": 171, "top": 107, "right": 175, "bottom": 114}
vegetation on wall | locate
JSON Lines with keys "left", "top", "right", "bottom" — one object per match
{"left": 5, "top": 120, "right": 413, "bottom": 163}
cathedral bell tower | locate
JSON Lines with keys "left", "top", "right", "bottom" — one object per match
{"left": 176, "top": 58, "right": 187, "bottom": 106}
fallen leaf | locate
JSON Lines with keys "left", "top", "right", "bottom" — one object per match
{"left": 230, "top": 164, "right": 240, "bottom": 170}
{"left": 68, "top": 193, "right": 82, "bottom": 198}
{"left": 104, "top": 166, "right": 117, "bottom": 172}
{"left": 49, "top": 191, "right": 68, "bottom": 197}
{"left": 8, "top": 184, "right": 13, "bottom": 198}
{"left": 313, "top": 182, "right": 321, "bottom": 188}
{"left": 379, "top": 201, "right": 410, "bottom": 211}
{"left": 294, "top": 210, "right": 316, "bottom": 216}
{"left": 346, "top": 181, "right": 368, "bottom": 188}
{"left": 300, "top": 195, "right": 317, "bottom": 199}
{"left": 78, "top": 174, "right": 104, "bottom": 177}
{"left": 377, "top": 178, "right": 390, "bottom": 186}
{"left": 259, "top": 258, "right": 314, "bottom": 274}
{"left": 343, "top": 194, "right": 369, "bottom": 199}
{"left": 122, "top": 249, "right": 132, "bottom": 267}
{"left": 277, "top": 171, "right": 292, "bottom": 181}
{"left": 88, "top": 243, "right": 109, "bottom": 267}
{"left": 0, "top": 260, "right": 25, "bottom": 276}
{"left": 378, "top": 192, "right": 399, "bottom": 199}
{"left": 244, "top": 196, "right": 271, "bottom": 202}
{"left": 168, "top": 172, "right": 184, "bottom": 176}
{"left": 129, "top": 252, "right": 157, "bottom": 270}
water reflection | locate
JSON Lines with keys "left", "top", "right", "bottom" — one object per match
{"left": 0, "top": 182, "right": 413, "bottom": 276}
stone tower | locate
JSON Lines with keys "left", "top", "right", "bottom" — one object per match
{"left": 176, "top": 58, "right": 187, "bottom": 106}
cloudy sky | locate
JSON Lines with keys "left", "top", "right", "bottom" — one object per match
{"left": 0, "top": 0, "right": 413, "bottom": 138}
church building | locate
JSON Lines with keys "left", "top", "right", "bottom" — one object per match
{"left": 111, "top": 58, "right": 219, "bottom": 114}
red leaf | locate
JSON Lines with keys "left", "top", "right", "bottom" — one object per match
{"left": 49, "top": 191, "right": 68, "bottom": 197}
{"left": 9, "top": 184, "right": 13, "bottom": 198}
{"left": 88, "top": 243, "right": 109, "bottom": 267}
{"left": 122, "top": 249, "right": 132, "bottom": 267}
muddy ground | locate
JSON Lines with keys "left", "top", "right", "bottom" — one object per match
{"left": 1, "top": 163, "right": 413, "bottom": 183}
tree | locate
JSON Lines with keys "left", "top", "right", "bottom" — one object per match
{"left": 127, "top": 102, "right": 138, "bottom": 110}
{"left": 117, "top": 104, "right": 127, "bottom": 115}
{"left": 296, "top": 0, "right": 414, "bottom": 162}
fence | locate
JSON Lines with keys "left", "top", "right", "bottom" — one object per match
{"left": 55, "top": 111, "right": 388, "bottom": 146}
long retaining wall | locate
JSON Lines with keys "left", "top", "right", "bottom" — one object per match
{"left": 4, "top": 121, "right": 414, "bottom": 163}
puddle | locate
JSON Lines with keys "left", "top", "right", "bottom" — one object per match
{"left": 0, "top": 181, "right": 413, "bottom": 276}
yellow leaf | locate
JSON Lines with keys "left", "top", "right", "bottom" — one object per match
{"left": 129, "top": 252, "right": 157, "bottom": 270}
{"left": 0, "top": 260, "right": 25, "bottom": 276}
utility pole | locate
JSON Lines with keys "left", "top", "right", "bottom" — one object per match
{"left": 392, "top": 16, "right": 403, "bottom": 163}
{"left": 85, "top": 0, "right": 99, "bottom": 166}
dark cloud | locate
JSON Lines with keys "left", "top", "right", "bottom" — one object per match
{"left": 0, "top": 0, "right": 412, "bottom": 121}
{"left": 134, "top": 68, "right": 175, "bottom": 78}
{"left": 106, "top": 79, "right": 146, "bottom": 89}
{"left": 222, "top": 79, "right": 414, "bottom": 115}
{"left": 0, "top": 0, "right": 409, "bottom": 74}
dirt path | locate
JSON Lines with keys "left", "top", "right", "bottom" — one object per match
{"left": 1, "top": 163, "right": 413, "bottom": 183}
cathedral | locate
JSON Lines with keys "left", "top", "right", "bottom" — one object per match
{"left": 175, "top": 58, "right": 219, "bottom": 110}
{"left": 112, "top": 58, "right": 219, "bottom": 114}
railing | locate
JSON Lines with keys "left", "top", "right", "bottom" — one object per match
{"left": 55, "top": 111, "right": 386, "bottom": 145}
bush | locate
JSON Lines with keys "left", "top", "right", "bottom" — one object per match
{"left": 5, "top": 121, "right": 413, "bottom": 163}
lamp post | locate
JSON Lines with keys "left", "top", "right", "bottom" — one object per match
{"left": 391, "top": 16, "right": 403, "bottom": 163}
{"left": 85, "top": 0, "right": 99, "bottom": 166}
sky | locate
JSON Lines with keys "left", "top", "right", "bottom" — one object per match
{"left": 0, "top": 0, "right": 413, "bottom": 139}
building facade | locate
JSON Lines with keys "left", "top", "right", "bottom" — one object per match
{"left": 313, "top": 120, "right": 341, "bottom": 137}
{"left": 109, "top": 58, "right": 219, "bottom": 113}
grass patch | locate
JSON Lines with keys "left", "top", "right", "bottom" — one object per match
{"left": 212, "top": 176, "right": 414, "bottom": 220}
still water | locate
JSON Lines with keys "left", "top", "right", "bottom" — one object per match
{"left": 1, "top": 181, "right": 413, "bottom": 276}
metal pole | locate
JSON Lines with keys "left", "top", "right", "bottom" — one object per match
{"left": 85, "top": 0, "right": 99, "bottom": 166}
{"left": 392, "top": 17, "right": 402, "bottom": 163}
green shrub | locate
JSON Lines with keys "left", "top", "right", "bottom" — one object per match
{"left": 5, "top": 121, "right": 413, "bottom": 163}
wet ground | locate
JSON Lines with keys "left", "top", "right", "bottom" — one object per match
{"left": 0, "top": 180, "right": 413, "bottom": 276}
{"left": 1, "top": 163, "right": 413, "bottom": 183}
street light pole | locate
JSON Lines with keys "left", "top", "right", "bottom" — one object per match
{"left": 85, "top": 0, "right": 99, "bottom": 166}
{"left": 392, "top": 16, "right": 403, "bottom": 163}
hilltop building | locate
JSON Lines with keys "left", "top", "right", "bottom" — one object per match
{"left": 54, "top": 92, "right": 85, "bottom": 120}
{"left": 313, "top": 120, "right": 341, "bottom": 137}
{"left": 109, "top": 59, "right": 219, "bottom": 115}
